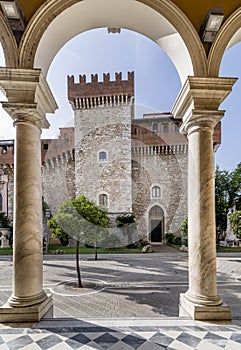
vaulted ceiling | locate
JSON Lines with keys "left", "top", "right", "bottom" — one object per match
{"left": 16, "top": 0, "right": 241, "bottom": 32}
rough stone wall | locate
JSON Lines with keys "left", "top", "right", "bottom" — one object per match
{"left": 74, "top": 104, "right": 132, "bottom": 213}
{"left": 42, "top": 158, "right": 75, "bottom": 215}
{"left": 132, "top": 148, "right": 188, "bottom": 239}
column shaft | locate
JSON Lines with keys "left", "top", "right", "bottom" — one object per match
{"left": 186, "top": 125, "right": 221, "bottom": 305}
{"left": 9, "top": 121, "right": 47, "bottom": 307}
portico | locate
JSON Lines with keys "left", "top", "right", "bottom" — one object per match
{"left": 0, "top": 0, "right": 240, "bottom": 322}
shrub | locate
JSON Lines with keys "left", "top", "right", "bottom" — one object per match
{"left": 165, "top": 233, "right": 175, "bottom": 244}
{"left": 179, "top": 217, "right": 188, "bottom": 238}
{"left": 0, "top": 212, "right": 11, "bottom": 228}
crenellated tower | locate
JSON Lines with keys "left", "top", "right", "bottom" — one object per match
{"left": 68, "top": 72, "right": 134, "bottom": 214}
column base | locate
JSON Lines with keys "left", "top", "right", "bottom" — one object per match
{"left": 0, "top": 295, "right": 53, "bottom": 323}
{"left": 179, "top": 293, "right": 231, "bottom": 321}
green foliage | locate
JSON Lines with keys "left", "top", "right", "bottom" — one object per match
{"left": 179, "top": 217, "right": 188, "bottom": 238}
{"left": 49, "top": 195, "right": 110, "bottom": 246}
{"left": 0, "top": 211, "right": 11, "bottom": 228}
{"left": 48, "top": 217, "right": 69, "bottom": 246}
{"left": 164, "top": 233, "right": 182, "bottom": 246}
{"left": 229, "top": 210, "right": 241, "bottom": 238}
{"left": 165, "top": 233, "right": 174, "bottom": 243}
{"left": 116, "top": 214, "right": 136, "bottom": 227}
{"left": 215, "top": 163, "right": 241, "bottom": 232}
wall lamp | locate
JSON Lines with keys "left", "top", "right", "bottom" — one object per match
{"left": 200, "top": 7, "right": 224, "bottom": 43}
{"left": 0, "top": 0, "right": 20, "bottom": 19}
{"left": 0, "top": 0, "right": 25, "bottom": 32}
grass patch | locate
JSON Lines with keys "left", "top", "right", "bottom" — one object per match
{"left": 47, "top": 244, "right": 143, "bottom": 255}
{"left": 216, "top": 245, "right": 241, "bottom": 252}
{"left": 0, "top": 244, "right": 142, "bottom": 255}
{"left": 0, "top": 247, "right": 13, "bottom": 255}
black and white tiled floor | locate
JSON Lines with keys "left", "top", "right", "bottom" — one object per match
{"left": 1, "top": 318, "right": 241, "bottom": 349}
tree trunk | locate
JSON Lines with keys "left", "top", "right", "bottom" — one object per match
{"left": 94, "top": 241, "right": 98, "bottom": 261}
{"left": 76, "top": 240, "right": 82, "bottom": 287}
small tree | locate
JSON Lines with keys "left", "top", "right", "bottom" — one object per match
{"left": 229, "top": 210, "right": 241, "bottom": 238}
{"left": 48, "top": 195, "right": 110, "bottom": 287}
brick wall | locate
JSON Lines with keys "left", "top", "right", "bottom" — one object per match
{"left": 68, "top": 72, "right": 134, "bottom": 100}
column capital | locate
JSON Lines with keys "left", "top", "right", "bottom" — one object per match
{"left": 171, "top": 76, "right": 237, "bottom": 134}
{"left": 0, "top": 68, "right": 58, "bottom": 129}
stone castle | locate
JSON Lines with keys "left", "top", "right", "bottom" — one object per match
{"left": 0, "top": 72, "right": 221, "bottom": 243}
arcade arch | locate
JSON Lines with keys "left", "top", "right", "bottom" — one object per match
{"left": 0, "top": 0, "right": 240, "bottom": 323}
{"left": 19, "top": 0, "right": 206, "bottom": 83}
{"left": 208, "top": 7, "right": 241, "bottom": 77}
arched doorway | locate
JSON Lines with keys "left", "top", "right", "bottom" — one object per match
{"left": 149, "top": 205, "right": 164, "bottom": 243}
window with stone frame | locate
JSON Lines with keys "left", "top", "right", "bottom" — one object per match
{"left": 152, "top": 185, "right": 161, "bottom": 198}
{"left": 99, "top": 194, "right": 108, "bottom": 207}
{"left": 162, "top": 123, "right": 169, "bottom": 133}
{"left": 152, "top": 123, "right": 158, "bottom": 133}
{"left": 174, "top": 123, "right": 179, "bottom": 133}
{"left": 99, "top": 151, "right": 107, "bottom": 162}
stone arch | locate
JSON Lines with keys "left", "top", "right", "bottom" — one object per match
{"left": 208, "top": 6, "right": 241, "bottom": 77}
{"left": 148, "top": 204, "right": 165, "bottom": 243}
{"left": 0, "top": 11, "right": 18, "bottom": 68}
{"left": 19, "top": 0, "right": 207, "bottom": 84}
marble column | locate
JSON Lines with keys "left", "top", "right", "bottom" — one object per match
{"left": 9, "top": 121, "right": 47, "bottom": 307}
{"left": 0, "top": 68, "right": 57, "bottom": 322}
{"left": 172, "top": 76, "right": 237, "bottom": 320}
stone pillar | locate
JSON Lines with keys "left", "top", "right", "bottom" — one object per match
{"left": 0, "top": 68, "right": 57, "bottom": 322}
{"left": 172, "top": 76, "right": 237, "bottom": 320}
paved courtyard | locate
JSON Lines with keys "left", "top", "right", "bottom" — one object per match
{"left": 1, "top": 250, "right": 241, "bottom": 349}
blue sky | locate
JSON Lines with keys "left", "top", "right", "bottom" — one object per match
{"left": 0, "top": 28, "right": 240, "bottom": 171}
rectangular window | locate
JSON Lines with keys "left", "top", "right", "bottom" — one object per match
{"left": 162, "top": 123, "right": 169, "bottom": 133}
{"left": 152, "top": 123, "right": 158, "bottom": 133}
{"left": 174, "top": 124, "right": 179, "bottom": 133}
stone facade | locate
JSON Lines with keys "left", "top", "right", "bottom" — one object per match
{"left": 0, "top": 72, "right": 222, "bottom": 244}
{"left": 69, "top": 72, "right": 134, "bottom": 214}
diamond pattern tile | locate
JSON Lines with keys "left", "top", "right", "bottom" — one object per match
{"left": 1, "top": 322, "right": 241, "bottom": 349}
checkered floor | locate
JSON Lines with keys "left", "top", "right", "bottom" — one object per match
{"left": 1, "top": 319, "right": 241, "bottom": 350}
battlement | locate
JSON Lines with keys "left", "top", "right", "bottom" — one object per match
{"left": 0, "top": 140, "right": 14, "bottom": 165}
{"left": 68, "top": 72, "right": 134, "bottom": 109}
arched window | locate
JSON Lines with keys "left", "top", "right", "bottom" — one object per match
{"left": 99, "top": 194, "right": 108, "bottom": 207}
{"left": 152, "top": 186, "right": 161, "bottom": 198}
{"left": 99, "top": 151, "right": 107, "bottom": 162}
{"left": 0, "top": 193, "right": 3, "bottom": 212}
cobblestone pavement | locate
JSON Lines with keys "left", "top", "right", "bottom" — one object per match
{"left": 1, "top": 251, "right": 241, "bottom": 349}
